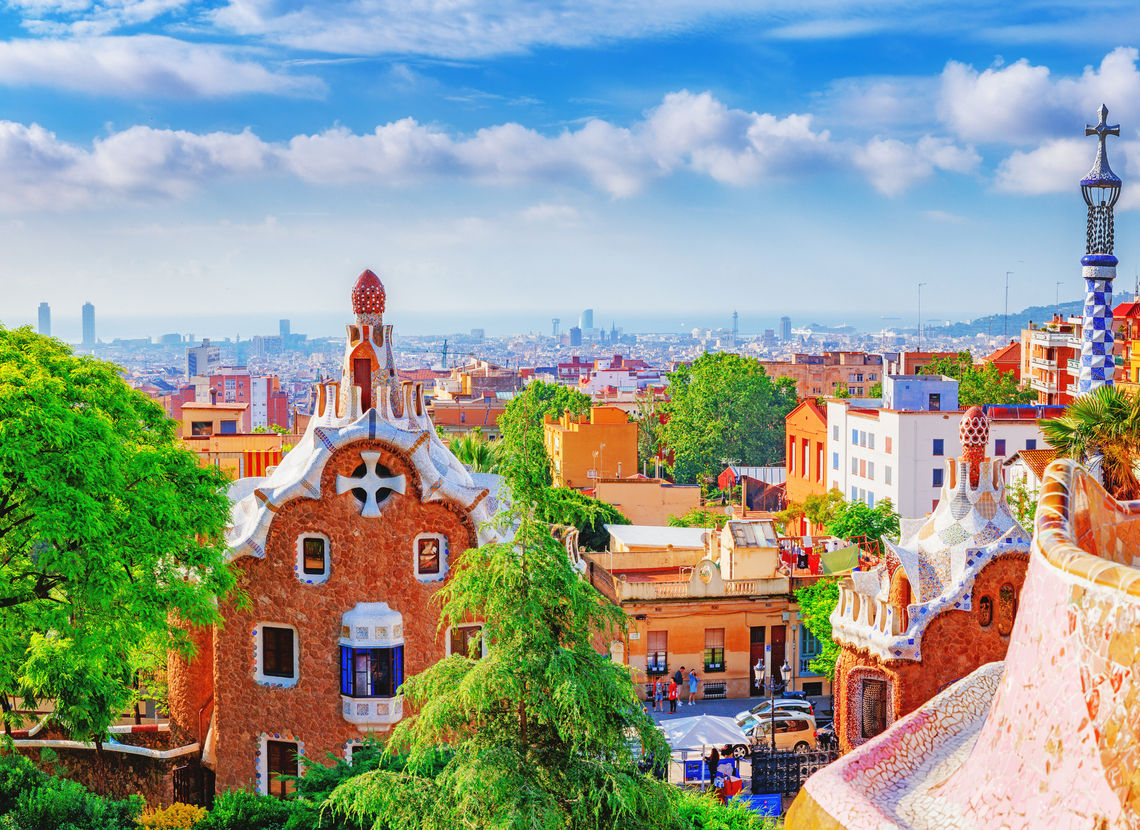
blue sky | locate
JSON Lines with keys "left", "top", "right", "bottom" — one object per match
{"left": 3, "top": 1, "right": 1140, "bottom": 338}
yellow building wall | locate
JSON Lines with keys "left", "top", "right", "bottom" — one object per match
{"left": 594, "top": 479, "right": 701, "bottom": 524}
{"left": 544, "top": 406, "right": 638, "bottom": 489}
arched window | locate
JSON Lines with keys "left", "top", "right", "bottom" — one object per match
{"left": 978, "top": 595, "right": 993, "bottom": 627}
{"left": 998, "top": 582, "right": 1017, "bottom": 636}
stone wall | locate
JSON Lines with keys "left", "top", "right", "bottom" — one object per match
{"left": 205, "top": 438, "right": 477, "bottom": 793}
{"left": 17, "top": 745, "right": 178, "bottom": 806}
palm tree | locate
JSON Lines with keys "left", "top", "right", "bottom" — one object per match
{"left": 448, "top": 427, "right": 505, "bottom": 474}
{"left": 1041, "top": 385, "right": 1140, "bottom": 499}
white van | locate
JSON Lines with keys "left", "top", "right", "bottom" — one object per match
{"left": 741, "top": 712, "right": 817, "bottom": 752}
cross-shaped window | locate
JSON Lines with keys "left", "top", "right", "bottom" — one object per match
{"left": 336, "top": 451, "right": 407, "bottom": 518}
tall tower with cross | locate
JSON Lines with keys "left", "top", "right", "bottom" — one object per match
{"left": 1078, "top": 104, "right": 1122, "bottom": 395}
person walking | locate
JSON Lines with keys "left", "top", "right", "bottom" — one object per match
{"left": 687, "top": 667, "right": 699, "bottom": 706}
{"left": 674, "top": 666, "right": 685, "bottom": 705}
{"left": 653, "top": 677, "right": 664, "bottom": 712}
{"left": 668, "top": 678, "right": 678, "bottom": 713}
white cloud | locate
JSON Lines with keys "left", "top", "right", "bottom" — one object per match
{"left": 521, "top": 203, "right": 582, "bottom": 225}
{"left": 0, "top": 35, "right": 321, "bottom": 97}
{"left": 854, "top": 135, "right": 979, "bottom": 196}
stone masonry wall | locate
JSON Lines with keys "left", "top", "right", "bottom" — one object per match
{"left": 209, "top": 439, "right": 477, "bottom": 793}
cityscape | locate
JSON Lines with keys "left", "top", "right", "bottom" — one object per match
{"left": 2, "top": 3, "right": 1140, "bottom": 830}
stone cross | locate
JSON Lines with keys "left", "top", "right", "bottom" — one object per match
{"left": 336, "top": 451, "right": 406, "bottom": 518}
{"left": 1086, "top": 103, "right": 1120, "bottom": 153}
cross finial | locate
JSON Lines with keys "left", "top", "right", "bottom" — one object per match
{"left": 1086, "top": 103, "right": 1120, "bottom": 146}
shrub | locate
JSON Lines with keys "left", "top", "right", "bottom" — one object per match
{"left": 194, "top": 790, "right": 294, "bottom": 830}
{"left": 8, "top": 775, "right": 142, "bottom": 830}
{"left": 0, "top": 754, "right": 47, "bottom": 814}
{"left": 675, "top": 789, "right": 781, "bottom": 829}
{"left": 136, "top": 802, "right": 207, "bottom": 829}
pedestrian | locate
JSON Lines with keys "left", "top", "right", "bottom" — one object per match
{"left": 704, "top": 745, "right": 722, "bottom": 800}
{"left": 674, "top": 666, "right": 684, "bottom": 704}
{"left": 668, "top": 678, "right": 678, "bottom": 713}
{"left": 688, "top": 667, "right": 699, "bottom": 705}
{"left": 653, "top": 677, "right": 664, "bottom": 712}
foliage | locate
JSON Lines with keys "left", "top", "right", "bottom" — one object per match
{"left": 794, "top": 578, "right": 841, "bottom": 680}
{"left": 136, "top": 802, "right": 207, "bottom": 829}
{"left": 194, "top": 791, "right": 294, "bottom": 830}
{"left": 674, "top": 790, "right": 781, "bottom": 829}
{"left": 497, "top": 380, "right": 591, "bottom": 503}
{"left": 660, "top": 353, "right": 798, "bottom": 484}
{"left": 251, "top": 425, "right": 290, "bottom": 435}
{"left": 0, "top": 764, "right": 142, "bottom": 830}
{"left": 831, "top": 383, "right": 851, "bottom": 399}
{"left": 703, "top": 485, "right": 741, "bottom": 506}
{"left": 776, "top": 489, "right": 846, "bottom": 535}
{"left": 917, "top": 351, "right": 1035, "bottom": 407}
{"left": 326, "top": 508, "right": 677, "bottom": 830}
{"left": 667, "top": 507, "right": 729, "bottom": 530}
{"left": 0, "top": 327, "right": 237, "bottom": 741}
{"left": 0, "top": 753, "right": 46, "bottom": 815}
{"left": 631, "top": 391, "right": 664, "bottom": 473}
{"left": 1006, "top": 478, "right": 1039, "bottom": 528}
{"left": 825, "top": 499, "right": 901, "bottom": 548}
{"left": 536, "top": 487, "right": 629, "bottom": 551}
{"left": 869, "top": 380, "right": 882, "bottom": 398}
{"left": 1042, "top": 385, "right": 1140, "bottom": 500}
{"left": 447, "top": 427, "right": 505, "bottom": 474}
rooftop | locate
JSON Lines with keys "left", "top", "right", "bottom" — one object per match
{"left": 604, "top": 524, "right": 709, "bottom": 549}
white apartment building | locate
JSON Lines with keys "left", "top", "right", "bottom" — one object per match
{"left": 826, "top": 400, "right": 1047, "bottom": 519}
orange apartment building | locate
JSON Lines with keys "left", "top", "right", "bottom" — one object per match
{"left": 784, "top": 399, "right": 829, "bottom": 534}
{"left": 593, "top": 477, "right": 701, "bottom": 525}
{"left": 757, "top": 351, "right": 883, "bottom": 397}
{"left": 1020, "top": 316, "right": 1081, "bottom": 405}
{"left": 585, "top": 519, "right": 831, "bottom": 700}
{"left": 428, "top": 396, "right": 507, "bottom": 441}
{"left": 1114, "top": 301, "right": 1140, "bottom": 393}
{"left": 544, "top": 405, "right": 638, "bottom": 488}
{"left": 980, "top": 341, "right": 1021, "bottom": 381}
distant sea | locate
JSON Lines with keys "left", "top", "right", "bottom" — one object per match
{"left": 6, "top": 310, "right": 926, "bottom": 343}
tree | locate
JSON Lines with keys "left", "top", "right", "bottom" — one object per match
{"left": 831, "top": 382, "right": 851, "bottom": 399}
{"left": 497, "top": 381, "right": 591, "bottom": 503}
{"left": 825, "top": 499, "right": 901, "bottom": 548}
{"left": 631, "top": 390, "right": 664, "bottom": 475}
{"left": 776, "top": 489, "right": 845, "bottom": 535}
{"left": 660, "top": 353, "right": 798, "bottom": 485}
{"left": 667, "top": 507, "right": 729, "bottom": 530}
{"left": 794, "top": 578, "right": 840, "bottom": 679}
{"left": 918, "top": 351, "right": 1036, "bottom": 406}
{"left": 537, "top": 487, "right": 630, "bottom": 551}
{"left": 0, "top": 327, "right": 236, "bottom": 742}
{"left": 869, "top": 380, "right": 882, "bottom": 398}
{"left": 1006, "top": 478, "right": 1039, "bottom": 528}
{"left": 447, "top": 427, "right": 504, "bottom": 474}
{"left": 1042, "top": 385, "right": 1140, "bottom": 499}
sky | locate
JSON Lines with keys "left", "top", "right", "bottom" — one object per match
{"left": 3, "top": 1, "right": 1140, "bottom": 339}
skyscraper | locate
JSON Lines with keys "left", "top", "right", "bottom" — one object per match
{"left": 279, "top": 319, "right": 291, "bottom": 338}
{"left": 37, "top": 302, "right": 50, "bottom": 337}
{"left": 779, "top": 316, "right": 792, "bottom": 341}
{"left": 580, "top": 309, "right": 594, "bottom": 331}
{"left": 81, "top": 302, "right": 95, "bottom": 347}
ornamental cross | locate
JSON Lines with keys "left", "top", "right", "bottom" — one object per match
{"left": 336, "top": 451, "right": 406, "bottom": 518}
{"left": 1086, "top": 103, "right": 1120, "bottom": 151}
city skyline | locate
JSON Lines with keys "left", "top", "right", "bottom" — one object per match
{"left": 0, "top": 3, "right": 1138, "bottom": 324}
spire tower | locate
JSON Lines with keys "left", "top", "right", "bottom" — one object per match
{"left": 1077, "top": 104, "right": 1122, "bottom": 394}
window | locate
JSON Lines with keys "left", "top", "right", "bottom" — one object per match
{"left": 995, "top": 438, "right": 1006, "bottom": 456}
{"left": 800, "top": 627, "right": 822, "bottom": 676}
{"left": 851, "top": 457, "right": 858, "bottom": 475}
{"left": 928, "top": 393, "right": 941, "bottom": 412}
{"left": 851, "top": 486, "right": 858, "bottom": 500}
{"left": 265, "top": 740, "right": 298, "bottom": 799}
{"left": 293, "top": 534, "right": 329, "bottom": 583}
{"left": 861, "top": 678, "right": 890, "bottom": 740}
{"left": 450, "top": 625, "right": 484, "bottom": 659}
{"left": 647, "top": 631, "right": 667, "bottom": 675}
{"left": 998, "top": 582, "right": 1018, "bottom": 636}
{"left": 802, "top": 441, "right": 809, "bottom": 479}
{"left": 858, "top": 488, "right": 866, "bottom": 501}
{"left": 339, "top": 645, "right": 403, "bottom": 697}
{"left": 191, "top": 421, "right": 213, "bottom": 437}
{"left": 885, "top": 436, "right": 892, "bottom": 454}
{"left": 817, "top": 444, "right": 824, "bottom": 483}
{"left": 703, "top": 628, "right": 725, "bottom": 673}
{"left": 832, "top": 452, "right": 839, "bottom": 470}
{"left": 978, "top": 595, "right": 994, "bottom": 627}
{"left": 885, "top": 466, "right": 892, "bottom": 485}
{"left": 851, "top": 428, "right": 858, "bottom": 445}
{"left": 1026, "top": 439, "right": 1037, "bottom": 450}
{"left": 867, "top": 492, "right": 875, "bottom": 507}
{"left": 859, "top": 459, "right": 866, "bottom": 477}
{"left": 933, "top": 468, "right": 944, "bottom": 487}
{"left": 867, "top": 461, "right": 874, "bottom": 480}
{"left": 788, "top": 437, "right": 796, "bottom": 474}
{"left": 859, "top": 431, "right": 867, "bottom": 447}
{"left": 413, "top": 533, "right": 448, "bottom": 581}
{"left": 868, "top": 434, "right": 875, "bottom": 450}
{"left": 259, "top": 625, "right": 297, "bottom": 684}
{"left": 933, "top": 439, "right": 944, "bottom": 456}
{"left": 833, "top": 425, "right": 839, "bottom": 440}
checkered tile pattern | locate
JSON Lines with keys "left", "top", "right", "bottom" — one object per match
{"left": 1078, "top": 266, "right": 1116, "bottom": 394}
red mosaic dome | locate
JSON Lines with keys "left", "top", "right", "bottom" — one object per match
{"left": 351, "top": 269, "right": 386, "bottom": 316}
{"left": 959, "top": 406, "right": 989, "bottom": 448}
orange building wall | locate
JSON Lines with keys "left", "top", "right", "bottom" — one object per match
{"left": 784, "top": 400, "right": 829, "bottom": 532}
{"left": 834, "top": 553, "right": 1028, "bottom": 752}
{"left": 545, "top": 406, "right": 638, "bottom": 488}
{"left": 174, "top": 439, "right": 477, "bottom": 794}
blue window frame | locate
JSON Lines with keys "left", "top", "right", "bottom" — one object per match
{"left": 1026, "top": 439, "right": 1037, "bottom": 450}
{"left": 851, "top": 428, "right": 858, "bottom": 445}
{"left": 339, "top": 645, "right": 404, "bottom": 698}
{"left": 832, "top": 452, "right": 839, "bottom": 470}
{"left": 933, "top": 468, "right": 944, "bottom": 487}
{"left": 800, "top": 627, "right": 822, "bottom": 676}
{"left": 995, "top": 438, "right": 1006, "bottom": 456}
{"left": 932, "top": 438, "right": 944, "bottom": 456}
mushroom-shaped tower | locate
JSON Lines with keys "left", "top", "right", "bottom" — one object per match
{"left": 351, "top": 268, "right": 386, "bottom": 326}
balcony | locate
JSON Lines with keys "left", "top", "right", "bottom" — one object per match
{"left": 1031, "top": 376, "right": 1059, "bottom": 394}
{"left": 616, "top": 574, "right": 790, "bottom": 601}
{"left": 341, "top": 695, "right": 402, "bottom": 728}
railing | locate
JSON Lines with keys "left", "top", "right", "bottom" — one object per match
{"left": 751, "top": 748, "right": 841, "bottom": 795}
{"left": 617, "top": 576, "right": 789, "bottom": 601}
{"left": 799, "top": 657, "right": 820, "bottom": 676}
{"left": 834, "top": 583, "right": 904, "bottom": 638}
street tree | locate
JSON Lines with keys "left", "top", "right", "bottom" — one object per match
{"left": 794, "top": 578, "right": 841, "bottom": 679}
{"left": 918, "top": 351, "right": 1036, "bottom": 406}
{"left": 666, "top": 507, "right": 729, "bottom": 530}
{"left": 498, "top": 381, "right": 591, "bottom": 503}
{"left": 825, "top": 499, "right": 901, "bottom": 549}
{"left": 0, "top": 327, "right": 236, "bottom": 741}
{"left": 776, "top": 489, "right": 845, "bottom": 535}
{"left": 660, "top": 353, "right": 798, "bottom": 485}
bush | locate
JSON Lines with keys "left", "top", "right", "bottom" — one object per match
{"left": 0, "top": 754, "right": 47, "bottom": 815}
{"left": 8, "top": 775, "right": 142, "bottom": 830}
{"left": 194, "top": 791, "right": 295, "bottom": 830}
{"left": 675, "top": 789, "right": 781, "bottom": 829}
{"left": 136, "top": 802, "right": 207, "bottom": 829}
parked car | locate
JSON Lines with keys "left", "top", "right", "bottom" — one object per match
{"left": 741, "top": 713, "right": 818, "bottom": 753}
{"left": 734, "top": 698, "right": 814, "bottom": 723}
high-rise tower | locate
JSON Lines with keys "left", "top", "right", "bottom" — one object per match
{"left": 37, "top": 302, "right": 50, "bottom": 337}
{"left": 580, "top": 308, "right": 594, "bottom": 331}
{"left": 1077, "top": 104, "right": 1121, "bottom": 395}
{"left": 81, "top": 302, "right": 95, "bottom": 347}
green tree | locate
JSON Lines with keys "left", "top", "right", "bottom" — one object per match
{"left": 831, "top": 382, "right": 851, "bottom": 399}
{"left": 631, "top": 391, "right": 664, "bottom": 475}
{"left": 498, "top": 381, "right": 591, "bottom": 503}
{"left": 326, "top": 509, "right": 677, "bottom": 829}
{"left": 869, "top": 380, "right": 883, "bottom": 398}
{"left": 825, "top": 499, "right": 901, "bottom": 548}
{"left": 667, "top": 507, "right": 729, "bottom": 530}
{"left": 777, "top": 489, "right": 845, "bottom": 535}
{"left": 538, "top": 486, "right": 630, "bottom": 551}
{"left": 1006, "top": 478, "right": 1039, "bottom": 528}
{"left": 660, "top": 353, "right": 798, "bottom": 485}
{"left": 447, "top": 427, "right": 505, "bottom": 474}
{"left": 794, "top": 578, "right": 840, "bottom": 679}
{"left": 1041, "top": 385, "right": 1140, "bottom": 499}
{"left": 252, "top": 424, "right": 290, "bottom": 435}
{"left": 918, "top": 351, "right": 1036, "bottom": 406}
{"left": 0, "top": 327, "right": 236, "bottom": 742}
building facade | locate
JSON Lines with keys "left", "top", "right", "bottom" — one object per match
{"left": 1021, "top": 316, "right": 1082, "bottom": 405}
{"left": 757, "top": 351, "right": 883, "bottom": 398}
{"left": 784, "top": 399, "right": 829, "bottom": 531}
{"left": 81, "top": 301, "right": 95, "bottom": 347}
{"left": 544, "top": 405, "right": 638, "bottom": 488}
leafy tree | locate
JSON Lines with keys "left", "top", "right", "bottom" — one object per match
{"left": 498, "top": 381, "right": 591, "bottom": 503}
{"left": 631, "top": 391, "right": 664, "bottom": 474}
{"left": 0, "top": 327, "right": 236, "bottom": 742}
{"left": 831, "top": 382, "right": 851, "bottom": 399}
{"left": 918, "top": 351, "right": 1035, "bottom": 406}
{"left": 825, "top": 499, "right": 901, "bottom": 548}
{"left": 794, "top": 578, "right": 840, "bottom": 679}
{"left": 447, "top": 427, "right": 504, "bottom": 474}
{"left": 537, "top": 486, "right": 630, "bottom": 551}
{"left": 869, "top": 380, "right": 883, "bottom": 398}
{"left": 1006, "top": 478, "right": 1039, "bottom": 528}
{"left": 325, "top": 509, "right": 677, "bottom": 829}
{"left": 252, "top": 424, "right": 290, "bottom": 435}
{"left": 776, "top": 489, "right": 845, "bottom": 535}
{"left": 667, "top": 507, "right": 729, "bottom": 530}
{"left": 1042, "top": 384, "right": 1140, "bottom": 499}
{"left": 660, "top": 353, "right": 798, "bottom": 484}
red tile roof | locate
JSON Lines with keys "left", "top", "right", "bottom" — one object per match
{"left": 1015, "top": 448, "right": 1060, "bottom": 481}
{"left": 1114, "top": 301, "right": 1140, "bottom": 319}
